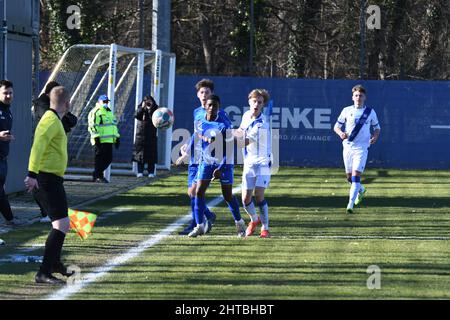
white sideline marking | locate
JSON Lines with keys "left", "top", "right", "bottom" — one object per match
{"left": 46, "top": 187, "right": 241, "bottom": 300}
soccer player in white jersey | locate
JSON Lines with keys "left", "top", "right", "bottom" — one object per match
{"left": 334, "top": 85, "right": 381, "bottom": 214}
{"left": 233, "top": 89, "right": 272, "bottom": 238}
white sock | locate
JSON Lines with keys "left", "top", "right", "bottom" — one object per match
{"left": 257, "top": 200, "right": 269, "bottom": 230}
{"left": 243, "top": 201, "right": 258, "bottom": 222}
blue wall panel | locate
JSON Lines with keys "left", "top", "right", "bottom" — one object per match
{"left": 173, "top": 76, "right": 450, "bottom": 169}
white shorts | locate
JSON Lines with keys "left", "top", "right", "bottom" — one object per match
{"left": 343, "top": 144, "right": 368, "bottom": 174}
{"left": 242, "top": 164, "right": 271, "bottom": 190}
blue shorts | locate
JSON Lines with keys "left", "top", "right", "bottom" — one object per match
{"left": 187, "top": 164, "right": 199, "bottom": 188}
{"left": 197, "top": 163, "right": 234, "bottom": 185}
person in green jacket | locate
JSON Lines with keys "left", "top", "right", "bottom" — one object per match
{"left": 25, "top": 86, "right": 74, "bottom": 285}
{"left": 88, "top": 95, "right": 120, "bottom": 183}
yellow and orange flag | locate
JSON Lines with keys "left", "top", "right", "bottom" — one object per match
{"left": 68, "top": 208, "right": 97, "bottom": 240}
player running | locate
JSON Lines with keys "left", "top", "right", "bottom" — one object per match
{"left": 187, "top": 95, "right": 246, "bottom": 238}
{"left": 233, "top": 89, "right": 272, "bottom": 238}
{"left": 333, "top": 85, "right": 381, "bottom": 213}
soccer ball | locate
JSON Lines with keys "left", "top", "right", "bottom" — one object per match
{"left": 152, "top": 107, "right": 174, "bottom": 129}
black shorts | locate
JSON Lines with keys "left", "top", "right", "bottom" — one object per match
{"left": 34, "top": 172, "right": 68, "bottom": 222}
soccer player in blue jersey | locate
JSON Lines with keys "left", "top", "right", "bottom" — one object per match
{"left": 187, "top": 95, "right": 246, "bottom": 237}
{"left": 178, "top": 79, "right": 230, "bottom": 235}
{"left": 334, "top": 85, "right": 381, "bottom": 213}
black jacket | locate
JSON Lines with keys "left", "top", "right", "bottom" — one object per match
{"left": 0, "top": 102, "right": 13, "bottom": 159}
{"left": 32, "top": 94, "right": 78, "bottom": 133}
{"left": 132, "top": 105, "right": 158, "bottom": 163}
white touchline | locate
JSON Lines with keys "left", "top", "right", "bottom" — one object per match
{"left": 46, "top": 186, "right": 242, "bottom": 300}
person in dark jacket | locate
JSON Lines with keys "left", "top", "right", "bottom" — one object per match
{"left": 0, "top": 80, "right": 24, "bottom": 227}
{"left": 32, "top": 81, "right": 78, "bottom": 222}
{"left": 132, "top": 96, "right": 158, "bottom": 178}
{"left": 32, "top": 81, "right": 78, "bottom": 133}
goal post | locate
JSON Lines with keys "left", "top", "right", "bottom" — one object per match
{"left": 41, "top": 44, "right": 176, "bottom": 180}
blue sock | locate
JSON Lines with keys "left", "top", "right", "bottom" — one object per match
{"left": 204, "top": 206, "right": 213, "bottom": 220}
{"left": 226, "top": 196, "right": 241, "bottom": 221}
{"left": 194, "top": 197, "right": 206, "bottom": 225}
{"left": 190, "top": 197, "right": 196, "bottom": 221}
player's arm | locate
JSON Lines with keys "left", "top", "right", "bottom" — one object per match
{"left": 369, "top": 111, "right": 381, "bottom": 144}
{"left": 175, "top": 134, "right": 194, "bottom": 166}
{"left": 370, "top": 128, "right": 380, "bottom": 144}
{"left": 334, "top": 110, "right": 348, "bottom": 140}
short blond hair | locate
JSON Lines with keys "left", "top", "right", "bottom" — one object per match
{"left": 50, "top": 86, "right": 70, "bottom": 108}
{"left": 352, "top": 85, "right": 366, "bottom": 94}
{"left": 248, "top": 89, "right": 270, "bottom": 104}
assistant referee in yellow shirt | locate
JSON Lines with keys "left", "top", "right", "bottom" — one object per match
{"left": 24, "top": 86, "right": 74, "bottom": 285}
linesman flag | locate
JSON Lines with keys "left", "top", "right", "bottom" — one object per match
{"left": 68, "top": 208, "right": 97, "bottom": 240}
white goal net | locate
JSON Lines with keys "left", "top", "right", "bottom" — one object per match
{"left": 41, "top": 44, "right": 176, "bottom": 180}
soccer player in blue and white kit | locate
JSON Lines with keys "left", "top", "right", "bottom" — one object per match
{"left": 188, "top": 95, "right": 246, "bottom": 237}
{"left": 233, "top": 89, "right": 272, "bottom": 238}
{"left": 334, "top": 85, "right": 381, "bottom": 214}
{"left": 178, "top": 79, "right": 225, "bottom": 235}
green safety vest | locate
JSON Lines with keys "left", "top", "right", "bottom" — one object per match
{"left": 88, "top": 103, "right": 120, "bottom": 145}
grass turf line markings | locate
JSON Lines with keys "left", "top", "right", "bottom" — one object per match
{"left": 45, "top": 187, "right": 241, "bottom": 300}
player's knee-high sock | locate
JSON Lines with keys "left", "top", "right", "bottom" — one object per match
{"left": 243, "top": 199, "right": 258, "bottom": 222}
{"left": 257, "top": 200, "right": 269, "bottom": 230}
{"left": 192, "top": 196, "right": 213, "bottom": 220}
{"left": 194, "top": 197, "right": 206, "bottom": 227}
{"left": 188, "top": 197, "right": 197, "bottom": 227}
{"left": 204, "top": 205, "right": 214, "bottom": 220}
{"left": 349, "top": 176, "right": 361, "bottom": 206}
{"left": 226, "top": 196, "right": 242, "bottom": 222}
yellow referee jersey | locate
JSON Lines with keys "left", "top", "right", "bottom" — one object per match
{"left": 28, "top": 109, "right": 67, "bottom": 178}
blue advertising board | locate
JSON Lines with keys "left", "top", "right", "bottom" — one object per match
{"left": 173, "top": 76, "right": 450, "bottom": 169}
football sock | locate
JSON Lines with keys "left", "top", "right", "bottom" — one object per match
{"left": 40, "top": 228, "right": 66, "bottom": 274}
{"left": 349, "top": 176, "right": 361, "bottom": 206}
{"left": 194, "top": 197, "right": 206, "bottom": 225}
{"left": 243, "top": 200, "right": 258, "bottom": 222}
{"left": 226, "top": 196, "right": 242, "bottom": 222}
{"left": 257, "top": 200, "right": 269, "bottom": 230}
{"left": 192, "top": 196, "right": 214, "bottom": 221}
{"left": 204, "top": 206, "right": 214, "bottom": 220}
{"left": 190, "top": 197, "right": 196, "bottom": 220}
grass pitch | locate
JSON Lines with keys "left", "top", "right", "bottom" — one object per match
{"left": 0, "top": 167, "right": 449, "bottom": 299}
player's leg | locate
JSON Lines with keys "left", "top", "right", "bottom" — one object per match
{"left": 220, "top": 166, "right": 245, "bottom": 236}
{"left": 354, "top": 150, "right": 367, "bottom": 205}
{"left": 189, "top": 178, "right": 211, "bottom": 237}
{"left": 181, "top": 165, "right": 214, "bottom": 235}
{"left": 241, "top": 165, "right": 259, "bottom": 233}
{"left": 242, "top": 187, "right": 260, "bottom": 237}
{"left": 343, "top": 146, "right": 355, "bottom": 213}
{"left": 255, "top": 168, "right": 271, "bottom": 237}
{"left": 347, "top": 148, "right": 367, "bottom": 213}
{"left": 179, "top": 165, "right": 198, "bottom": 235}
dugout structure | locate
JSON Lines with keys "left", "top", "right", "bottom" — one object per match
{"left": 43, "top": 44, "right": 176, "bottom": 180}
